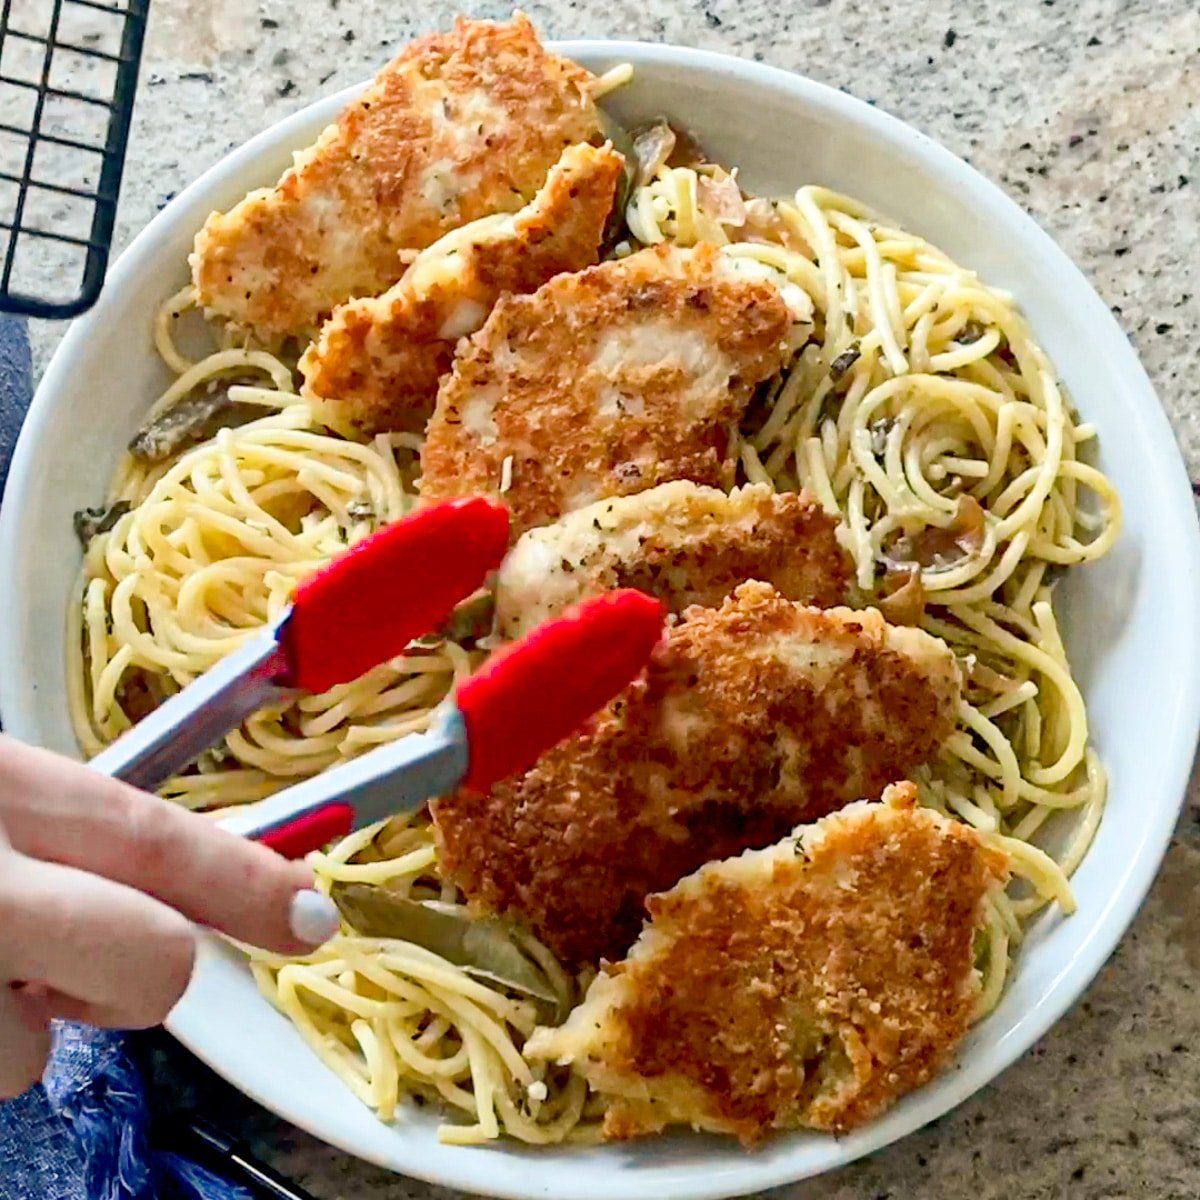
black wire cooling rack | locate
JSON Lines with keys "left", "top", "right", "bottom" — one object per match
{"left": 0, "top": 0, "right": 149, "bottom": 318}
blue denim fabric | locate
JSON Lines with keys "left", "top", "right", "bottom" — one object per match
{"left": 0, "top": 1026, "right": 254, "bottom": 1200}
{"left": 0, "top": 317, "right": 32, "bottom": 503}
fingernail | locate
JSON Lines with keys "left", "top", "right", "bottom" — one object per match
{"left": 289, "top": 890, "right": 341, "bottom": 946}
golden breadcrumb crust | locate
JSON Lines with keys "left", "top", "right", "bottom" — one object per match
{"left": 301, "top": 142, "right": 622, "bottom": 437}
{"left": 418, "top": 244, "right": 793, "bottom": 538}
{"left": 494, "top": 480, "right": 855, "bottom": 638}
{"left": 434, "top": 582, "right": 962, "bottom": 965}
{"left": 192, "top": 15, "right": 601, "bottom": 340}
{"left": 527, "top": 784, "right": 1009, "bottom": 1144}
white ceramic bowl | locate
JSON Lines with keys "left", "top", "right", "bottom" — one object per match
{"left": 2, "top": 40, "right": 1198, "bottom": 1200}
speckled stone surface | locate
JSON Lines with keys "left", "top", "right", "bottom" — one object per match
{"left": 22, "top": 0, "right": 1200, "bottom": 1196}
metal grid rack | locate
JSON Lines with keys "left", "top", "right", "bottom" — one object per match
{"left": 0, "top": 0, "right": 149, "bottom": 318}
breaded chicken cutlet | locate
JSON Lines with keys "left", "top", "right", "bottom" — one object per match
{"left": 494, "top": 480, "right": 855, "bottom": 639}
{"left": 191, "top": 16, "right": 604, "bottom": 342}
{"left": 527, "top": 783, "right": 1009, "bottom": 1144}
{"left": 433, "top": 582, "right": 962, "bottom": 965}
{"left": 302, "top": 142, "right": 624, "bottom": 437}
{"left": 418, "top": 243, "right": 794, "bottom": 539}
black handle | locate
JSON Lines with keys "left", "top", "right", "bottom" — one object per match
{"left": 164, "top": 1118, "right": 321, "bottom": 1200}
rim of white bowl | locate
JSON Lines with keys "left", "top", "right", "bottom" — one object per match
{"left": 2, "top": 38, "right": 1198, "bottom": 1200}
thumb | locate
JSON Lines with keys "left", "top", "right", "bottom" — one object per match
{"left": 0, "top": 984, "right": 51, "bottom": 1100}
{"left": 0, "top": 738, "right": 341, "bottom": 954}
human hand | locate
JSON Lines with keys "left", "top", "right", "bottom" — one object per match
{"left": 0, "top": 735, "right": 340, "bottom": 1098}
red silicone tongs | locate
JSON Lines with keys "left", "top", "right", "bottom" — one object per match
{"left": 218, "top": 588, "right": 665, "bottom": 856}
{"left": 89, "top": 497, "right": 512, "bottom": 791}
{"left": 88, "top": 494, "right": 666, "bottom": 858}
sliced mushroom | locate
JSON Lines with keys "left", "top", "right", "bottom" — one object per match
{"left": 128, "top": 378, "right": 265, "bottom": 464}
{"left": 881, "top": 495, "right": 987, "bottom": 575}
{"left": 629, "top": 120, "right": 676, "bottom": 191}
{"left": 73, "top": 500, "right": 132, "bottom": 548}
{"left": 696, "top": 173, "right": 748, "bottom": 227}
{"left": 876, "top": 568, "right": 927, "bottom": 626}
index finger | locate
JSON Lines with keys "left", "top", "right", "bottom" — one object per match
{"left": 0, "top": 737, "right": 340, "bottom": 953}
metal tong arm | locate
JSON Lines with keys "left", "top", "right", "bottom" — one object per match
{"left": 89, "top": 627, "right": 292, "bottom": 791}
{"left": 217, "top": 708, "right": 470, "bottom": 841}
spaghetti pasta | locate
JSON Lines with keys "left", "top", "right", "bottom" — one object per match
{"left": 67, "top": 130, "right": 1118, "bottom": 1142}
{"left": 70, "top": 343, "right": 470, "bottom": 808}
{"left": 245, "top": 812, "right": 588, "bottom": 1145}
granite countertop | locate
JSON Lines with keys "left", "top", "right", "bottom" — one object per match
{"left": 27, "top": 0, "right": 1200, "bottom": 1196}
